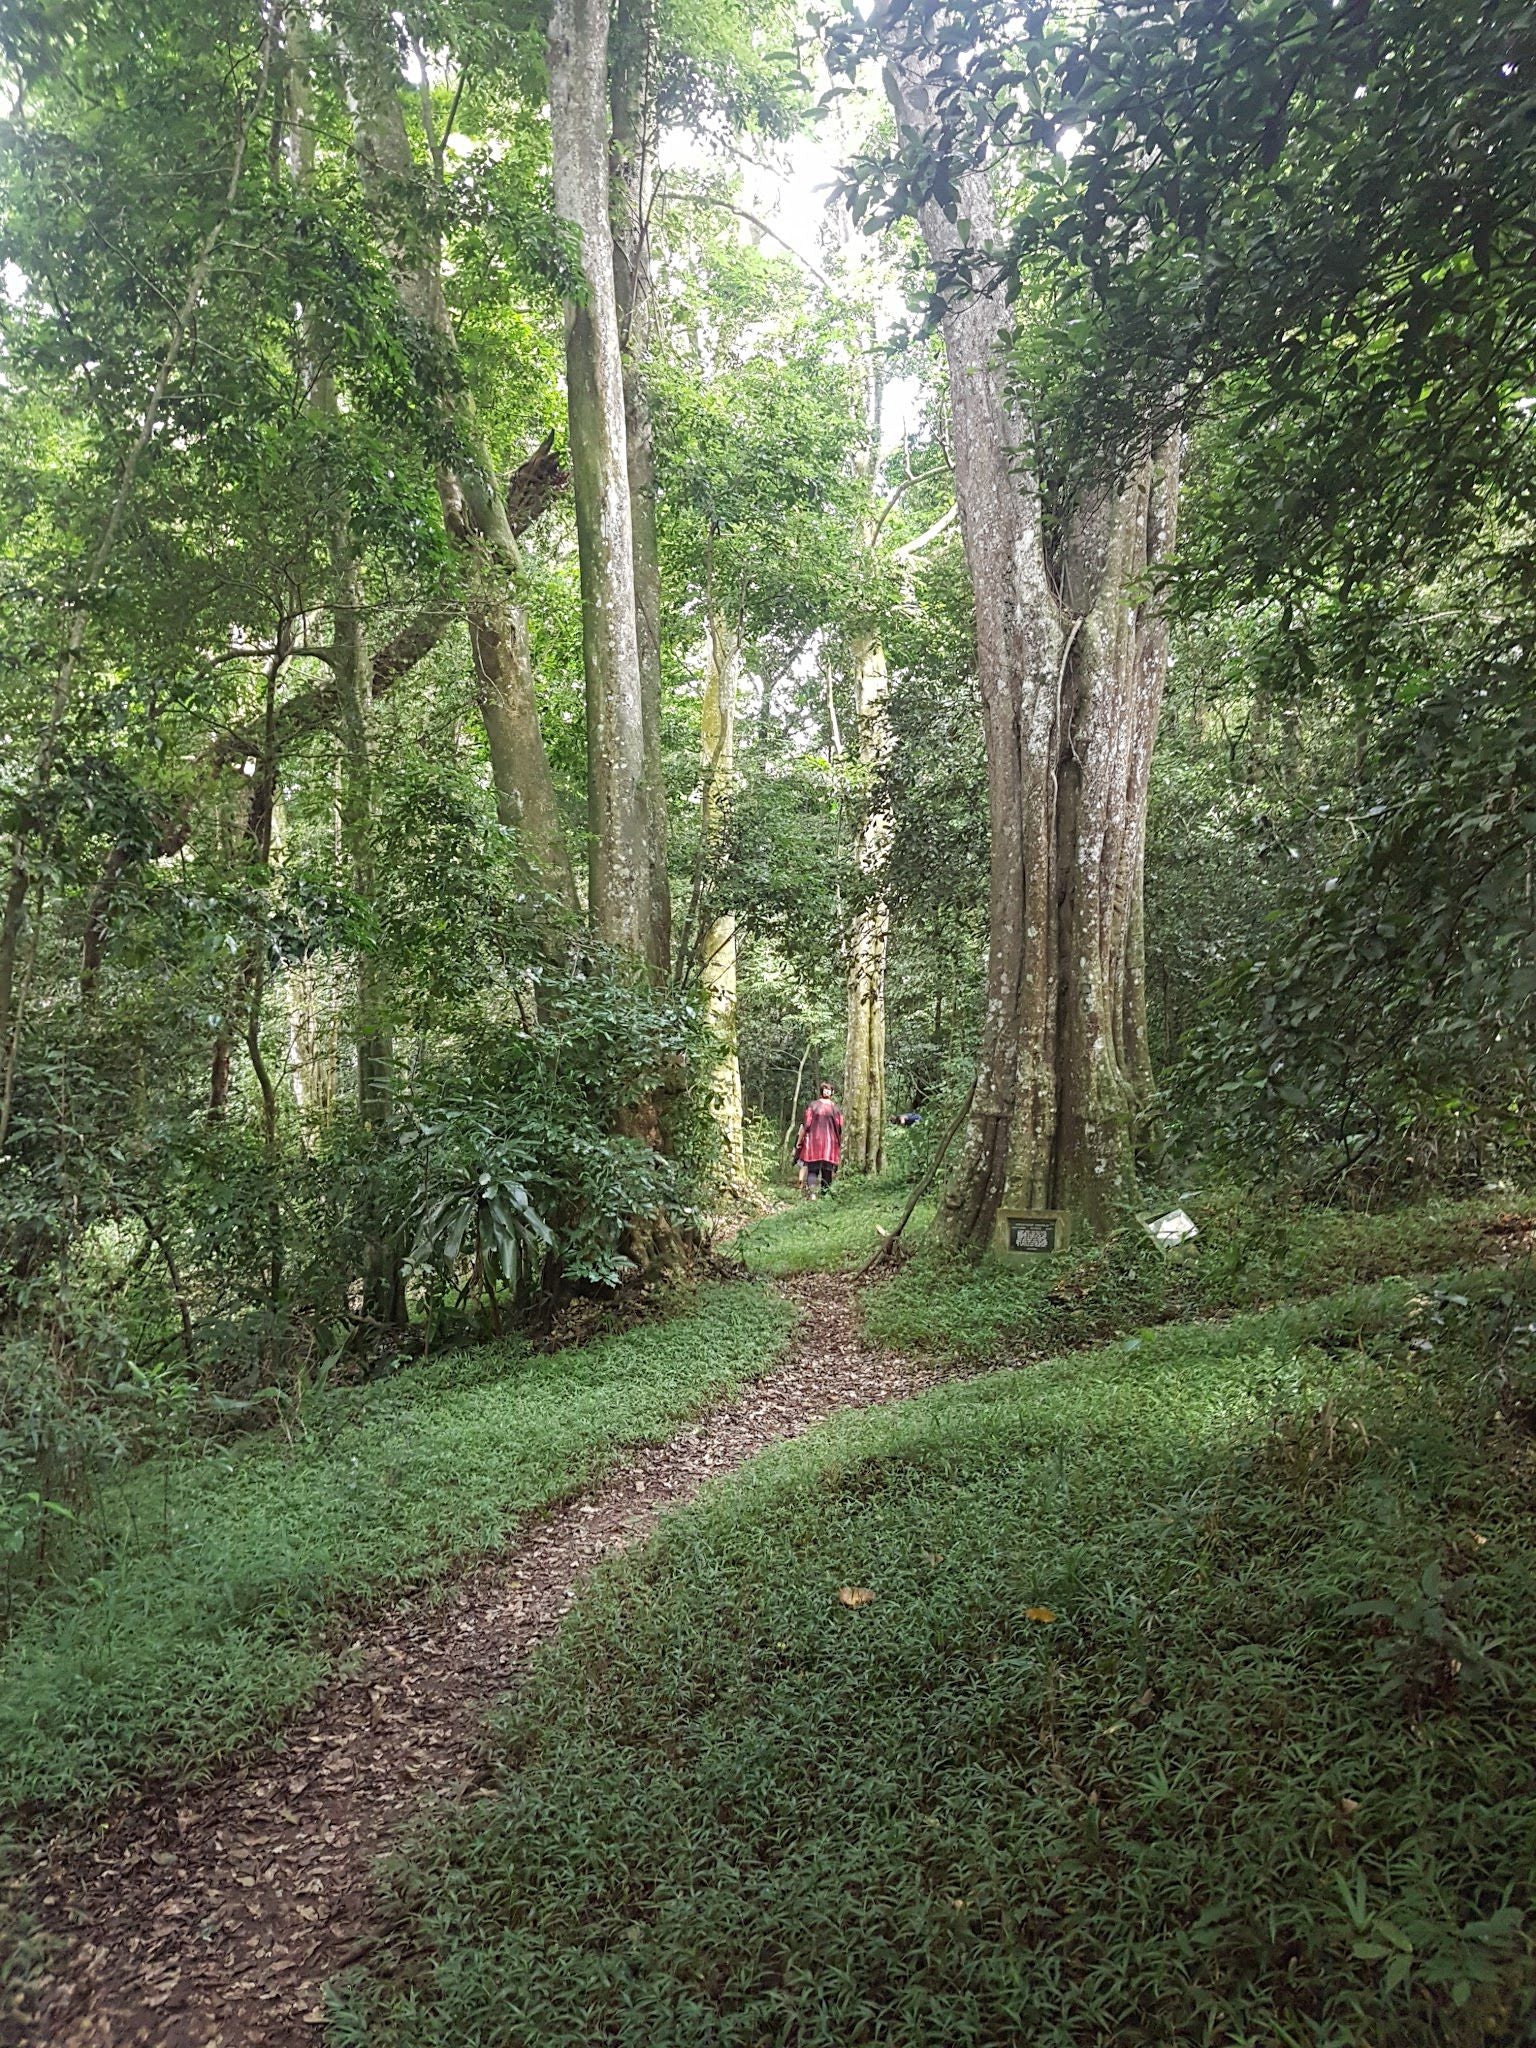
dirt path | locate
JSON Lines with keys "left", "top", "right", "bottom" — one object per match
{"left": 11, "top": 1276, "right": 943, "bottom": 2048}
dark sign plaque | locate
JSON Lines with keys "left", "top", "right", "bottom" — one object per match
{"left": 995, "top": 1209, "right": 1071, "bottom": 1258}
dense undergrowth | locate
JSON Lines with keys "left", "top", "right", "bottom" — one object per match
{"left": 0, "top": 1282, "right": 792, "bottom": 1820}
{"left": 743, "top": 1178, "right": 1528, "bottom": 1361}
{"left": 335, "top": 1263, "right": 1536, "bottom": 2047}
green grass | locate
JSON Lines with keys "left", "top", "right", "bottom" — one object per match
{"left": 864, "top": 1189, "right": 1528, "bottom": 1364}
{"left": 0, "top": 1282, "right": 793, "bottom": 1820}
{"left": 736, "top": 1173, "right": 936, "bottom": 1276}
{"left": 334, "top": 1267, "right": 1536, "bottom": 2047}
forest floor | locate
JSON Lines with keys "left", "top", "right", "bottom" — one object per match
{"left": 8, "top": 1271, "right": 946, "bottom": 2048}
{"left": 8, "top": 1186, "right": 1533, "bottom": 2046}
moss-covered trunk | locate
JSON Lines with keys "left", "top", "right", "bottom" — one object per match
{"left": 610, "top": 0, "right": 671, "bottom": 980}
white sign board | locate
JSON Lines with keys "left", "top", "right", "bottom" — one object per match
{"left": 1144, "top": 1207, "right": 1199, "bottom": 1249}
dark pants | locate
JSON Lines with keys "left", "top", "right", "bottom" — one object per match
{"left": 805, "top": 1160, "right": 836, "bottom": 1198}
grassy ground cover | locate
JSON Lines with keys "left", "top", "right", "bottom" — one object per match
{"left": 335, "top": 1265, "right": 1536, "bottom": 2047}
{"left": 735, "top": 1172, "right": 936, "bottom": 1277}
{"left": 851, "top": 1188, "right": 1523, "bottom": 1364}
{"left": 0, "top": 1282, "right": 793, "bottom": 1820}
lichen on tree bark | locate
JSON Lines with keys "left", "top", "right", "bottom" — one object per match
{"left": 842, "top": 631, "right": 893, "bottom": 1177}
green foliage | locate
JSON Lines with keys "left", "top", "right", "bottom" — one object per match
{"left": 1183, "top": 660, "right": 1536, "bottom": 1191}
{"left": 410, "top": 1167, "right": 554, "bottom": 1313}
{"left": 397, "top": 965, "right": 703, "bottom": 1303}
{"left": 866, "top": 1191, "right": 1528, "bottom": 1366}
{"left": 0, "top": 1282, "right": 792, "bottom": 1819}
{"left": 334, "top": 1271, "right": 1536, "bottom": 2046}
{"left": 736, "top": 1156, "right": 930, "bottom": 1275}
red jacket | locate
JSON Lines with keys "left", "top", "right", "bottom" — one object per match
{"left": 797, "top": 1099, "right": 843, "bottom": 1166}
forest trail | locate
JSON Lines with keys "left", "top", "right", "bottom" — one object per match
{"left": 15, "top": 1273, "right": 942, "bottom": 2048}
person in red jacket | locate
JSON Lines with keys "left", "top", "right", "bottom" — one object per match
{"left": 795, "top": 1081, "right": 843, "bottom": 1199}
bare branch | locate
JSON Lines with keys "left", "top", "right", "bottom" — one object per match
{"left": 663, "top": 191, "right": 831, "bottom": 289}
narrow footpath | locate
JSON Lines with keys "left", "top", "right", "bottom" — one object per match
{"left": 14, "top": 1275, "right": 941, "bottom": 2048}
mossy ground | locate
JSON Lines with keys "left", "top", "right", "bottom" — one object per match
{"left": 735, "top": 1169, "right": 937, "bottom": 1277}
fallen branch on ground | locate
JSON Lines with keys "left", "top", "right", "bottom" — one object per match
{"left": 860, "top": 1076, "right": 977, "bottom": 1275}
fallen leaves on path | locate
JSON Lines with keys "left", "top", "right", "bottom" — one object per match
{"left": 9, "top": 1273, "right": 947, "bottom": 2048}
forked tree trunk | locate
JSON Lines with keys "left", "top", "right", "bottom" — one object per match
{"left": 699, "top": 596, "right": 746, "bottom": 1185}
{"left": 548, "top": 0, "right": 656, "bottom": 962}
{"left": 337, "top": 1, "right": 578, "bottom": 920}
{"left": 878, "top": 30, "right": 1180, "bottom": 1245}
{"left": 611, "top": 0, "right": 671, "bottom": 979}
{"left": 842, "top": 630, "right": 892, "bottom": 1176}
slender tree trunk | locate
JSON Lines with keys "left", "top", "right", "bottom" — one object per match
{"left": 333, "top": 551, "right": 404, "bottom": 1322}
{"left": 209, "top": 640, "right": 288, "bottom": 1119}
{"left": 548, "top": 0, "right": 655, "bottom": 959}
{"left": 699, "top": 591, "right": 746, "bottom": 1185}
{"left": 337, "top": 0, "right": 578, "bottom": 918}
{"left": 842, "top": 630, "right": 893, "bottom": 1176}
{"left": 610, "top": 0, "right": 671, "bottom": 979}
{"left": 877, "top": 26, "right": 1180, "bottom": 1245}
{"left": 289, "top": 22, "right": 403, "bottom": 1322}
{"left": 626, "top": 386, "right": 670, "bottom": 972}
{"left": 841, "top": 347, "right": 893, "bottom": 1176}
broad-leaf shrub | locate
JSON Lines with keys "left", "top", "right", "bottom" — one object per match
{"left": 1183, "top": 662, "right": 1536, "bottom": 1192}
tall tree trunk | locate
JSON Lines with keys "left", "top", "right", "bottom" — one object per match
{"left": 331, "top": 535, "right": 404, "bottom": 1323}
{"left": 290, "top": 24, "right": 403, "bottom": 1323}
{"left": 337, "top": 0, "right": 578, "bottom": 919}
{"left": 699, "top": 589, "right": 746, "bottom": 1185}
{"left": 1044, "top": 450, "right": 1181, "bottom": 1226}
{"left": 548, "top": 0, "right": 655, "bottom": 960}
{"left": 610, "top": 0, "right": 671, "bottom": 980}
{"left": 842, "top": 629, "right": 893, "bottom": 1176}
{"left": 841, "top": 347, "right": 893, "bottom": 1177}
{"left": 877, "top": 27, "right": 1180, "bottom": 1245}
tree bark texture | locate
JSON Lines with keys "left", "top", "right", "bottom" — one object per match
{"left": 330, "top": 539, "right": 404, "bottom": 1320}
{"left": 290, "top": 24, "right": 403, "bottom": 1320}
{"left": 878, "top": 28, "right": 1180, "bottom": 1244}
{"left": 337, "top": 0, "right": 578, "bottom": 917}
{"left": 841, "top": 630, "right": 892, "bottom": 1176}
{"left": 548, "top": 0, "right": 656, "bottom": 960}
{"left": 699, "top": 597, "right": 746, "bottom": 1185}
{"left": 840, "top": 345, "right": 893, "bottom": 1177}
{"left": 610, "top": 0, "right": 671, "bottom": 979}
